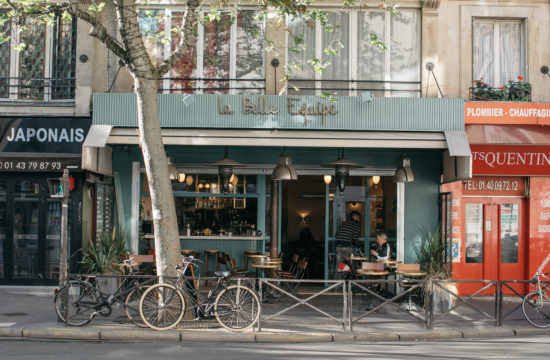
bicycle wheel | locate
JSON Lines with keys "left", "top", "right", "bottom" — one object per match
{"left": 139, "top": 283, "right": 185, "bottom": 330}
{"left": 214, "top": 284, "right": 260, "bottom": 331}
{"left": 54, "top": 281, "right": 98, "bottom": 326}
{"left": 522, "top": 291, "right": 550, "bottom": 328}
{"left": 124, "top": 285, "right": 149, "bottom": 328}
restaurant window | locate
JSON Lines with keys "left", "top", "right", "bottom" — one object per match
{"left": 473, "top": 19, "right": 526, "bottom": 87}
{"left": 139, "top": 8, "right": 265, "bottom": 95}
{"left": 287, "top": 9, "right": 420, "bottom": 97}
{"left": 140, "top": 174, "right": 258, "bottom": 243}
{"left": 0, "top": 15, "right": 76, "bottom": 101}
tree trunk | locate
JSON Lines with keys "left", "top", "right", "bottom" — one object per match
{"left": 134, "top": 76, "right": 181, "bottom": 279}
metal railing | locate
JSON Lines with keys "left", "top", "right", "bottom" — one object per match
{"left": 0, "top": 77, "right": 75, "bottom": 101}
{"left": 288, "top": 79, "right": 421, "bottom": 97}
{"left": 159, "top": 77, "right": 266, "bottom": 94}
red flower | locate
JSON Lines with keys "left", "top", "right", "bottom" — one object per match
{"left": 500, "top": 86, "right": 506, "bottom": 90}
{"left": 480, "top": 82, "right": 485, "bottom": 86}
{"left": 518, "top": 75, "right": 524, "bottom": 81}
{"left": 474, "top": 80, "right": 478, "bottom": 83}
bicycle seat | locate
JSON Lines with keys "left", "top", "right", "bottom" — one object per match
{"left": 215, "top": 271, "right": 231, "bottom": 278}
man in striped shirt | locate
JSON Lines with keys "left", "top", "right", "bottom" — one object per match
{"left": 335, "top": 211, "right": 361, "bottom": 271}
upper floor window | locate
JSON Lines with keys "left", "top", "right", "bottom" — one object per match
{"left": 473, "top": 19, "right": 526, "bottom": 87}
{"left": 287, "top": 9, "right": 420, "bottom": 97}
{"left": 139, "top": 9, "right": 265, "bottom": 94}
{"left": 0, "top": 16, "right": 76, "bottom": 101}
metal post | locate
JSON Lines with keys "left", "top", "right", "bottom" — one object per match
{"left": 269, "top": 180, "right": 278, "bottom": 278}
{"left": 496, "top": 281, "right": 502, "bottom": 327}
{"left": 59, "top": 169, "right": 70, "bottom": 287}
{"left": 426, "top": 279, "right": 433, "bottom": 329}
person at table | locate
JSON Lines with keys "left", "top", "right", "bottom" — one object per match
{"left": 370, "top": 233, "right": 391, "bottom": 261}
{"left": 335, "top": 211, "right": 361, "bottom": 269}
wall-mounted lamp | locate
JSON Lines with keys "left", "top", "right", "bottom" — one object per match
{"left": 541, "top": 66, "right": 550, "bottom": 78}
{"left": 372, "top": 175, "right": 380, "bottom": 185}
{"left": 323, "top": 175, "right": 332, "bottom": 184}
{"left": 393, "top": 157, "right": 414, "bottom": 183}
{"left": 185, "top": 175, "right": 194, "bottom": 186}
{"left": 230, "top": 174, "right": 239, "bottom": 187}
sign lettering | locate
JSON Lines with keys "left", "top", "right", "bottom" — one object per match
{"left": 471, "top": 145, "right": 550, "bottom": 176}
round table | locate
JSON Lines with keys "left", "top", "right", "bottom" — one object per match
{"left": 355, "top": 269, "right": 389, "bottom": 277}
{"left": 395, "top": 271, "right": 427, "bottom": 277}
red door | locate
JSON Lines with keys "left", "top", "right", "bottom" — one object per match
{"left": 461, "top": 198, "right": 526, "bottom": 294}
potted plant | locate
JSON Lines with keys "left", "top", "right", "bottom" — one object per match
{"left": 79, "top": 229, "right": 129, "bottom": 293}
{"left": 414, "top": 225, "right": 456, "bottom": 313}
{"left": 506, "top": 76, "right": 531, "bottom": 101}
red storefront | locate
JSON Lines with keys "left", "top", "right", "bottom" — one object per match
{"left": 444, "top": 102, "right": 550, "bottom": 294}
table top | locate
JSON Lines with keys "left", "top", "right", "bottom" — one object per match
{"left": 395, "top": 271, "right": 427, "bottom": 277}
{"left": 356, "top": 269, "right": 389, "bottom": 276}
{"left": 251, "top": 263, "right": 280, "bottom": 269}
{"left": 346, "top": 256, "right": 370, "bottom": 261}
{"left": 375, "top": 260, "right": 402, "bottom": 265}
{"left": 247, "top": 254, "right": 270, "bottom": 258}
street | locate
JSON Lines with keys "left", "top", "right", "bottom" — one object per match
{"left": 1, "top": 336, "right": 549, "bottom": 360}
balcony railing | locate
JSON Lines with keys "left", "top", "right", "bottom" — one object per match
{"left": 159, "top": 77, "right": 266, "bottom": 95}
{"left": 0, "top": 77, "right": 76, "bottom": 101}
{"left": 287, "top": 79, "right": 422, "bottom": 97}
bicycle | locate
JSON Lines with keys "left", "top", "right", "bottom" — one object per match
{"left": 522, "top": 272, "right": 550, "bottom": 328}
{"left": 54, "top": 257, "right": 156, "bottom": 327}
{"left": 138, "top": 255, "right": 260, "bottom": 331}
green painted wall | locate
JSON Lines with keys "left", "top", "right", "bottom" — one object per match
{"left": 404, "top": 151, "right": 443, "bottom": 263}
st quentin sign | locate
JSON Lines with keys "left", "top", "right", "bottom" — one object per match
{"left": 465, "top": 102, "right": 550, "bottom": 125}
{"left": 471, "top": 144, "right": 550, "bottom": 176}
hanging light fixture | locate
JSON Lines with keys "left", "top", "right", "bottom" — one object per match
{"left": 167, "top": 158, "right": 179, "bottom": 181}
{"left": 178, "top": 173, "right": 186, "bottom": 183}
{"left": 372, "top": 175, "right": 380, "bottom": 185}
{"left": 185, "top": 175, "right": 194, "bottom": 186}
{"left": 271, "top": 148, "right": 298, "bottom": 181}
{"left": 208, "top": 147, "right": 245, "bottom": 193}
{"left": 393, "top": 156, "right": 414, "bottom": 183}
{"left": 322, "top": 149, "right": 363, "bottom": 194}
{"left": 323, "top": 175, "right": 332, "bottom": 184}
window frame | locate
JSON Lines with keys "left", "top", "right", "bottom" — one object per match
{"left": 0, "top": 18, "right": 76, "bottom": 102}
{"left": 285, "top": 8, "right": 422, "bottom": 97}
{"left": 139, "top": 7, "right": 266, "bottom": 95}
{"left": 472, "top": 17, "right": 527, "bottom": 87}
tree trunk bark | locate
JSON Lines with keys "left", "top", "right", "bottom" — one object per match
{"left": 134, "top": 77, "right": 181, "bottom": 279}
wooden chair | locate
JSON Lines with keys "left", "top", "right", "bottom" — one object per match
{"left": 222, "top": 252, "right": 251, "bottom": 277}
{"left": 280, "top": 258, "right": 307, "bottom": 293}
{"left": 397, "top": 263, "right": 423, "bottom": 310}
{"left": 277, "top": 253, "right": 299, "bottom": 278}
{"left": 132, "top": 254, "right": 156, "bottom": 274}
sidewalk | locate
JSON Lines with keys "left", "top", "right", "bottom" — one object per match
{"left": 1, "top": 288, "right": 549, "bottom": 343}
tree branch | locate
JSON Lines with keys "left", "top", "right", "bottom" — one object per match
{"left": 158, "top": 0, "right": 200, "bottom": 76}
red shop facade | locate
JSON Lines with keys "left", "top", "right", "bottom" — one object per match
{"left": 443, "top": 102, "right": 550, "bottom": 295}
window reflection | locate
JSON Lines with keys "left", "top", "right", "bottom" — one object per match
{"left": 500, "top": 204, "right": 518, "bottom": 264}
{"left": 465, "top": 203, "right": 483, "bottom": 263}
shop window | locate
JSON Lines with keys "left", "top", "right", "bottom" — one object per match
{"left": 0, "top": 15, "right": 76, "bottom": 101}
{"left": 465, "top": 203, "right": 484, "bottom": 263}
{"left": 287, "top": 9, "right": 420, "bottom": 97}
{"left": 473, "top": 19, "right": 526, "bottom": 87}
{"left": 0, "top": 181, "right": 5, "bottom": 278}
{"left": 139, "top": 9, "right": 265, "bottom": 94}
{"left": 500, "top": 203, "right": 518, "bottom": 264}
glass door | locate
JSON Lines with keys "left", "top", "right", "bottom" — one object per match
{"left": 12, "top": 180, "right": 40, "bottom": 279}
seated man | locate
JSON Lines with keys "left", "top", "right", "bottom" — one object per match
{"left": 370, "top": 233, "right": 391, "bottom": 261}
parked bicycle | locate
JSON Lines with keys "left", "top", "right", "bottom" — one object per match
{"left": 54, "top": 258, "right": 156, "bottom": 327}
{"left": 138, "top": 255, "right": 260, "bottom": 331}
{"left": 522, "top": 272, "right": 550, "bottom": 328}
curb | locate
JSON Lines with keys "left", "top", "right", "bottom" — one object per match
{"left": 2, "top": 326, "right": 550, "bottom": 343}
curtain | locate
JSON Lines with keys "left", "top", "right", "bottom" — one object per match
{"left": 391, "top": 11, "right": 420, "bottom": 97}
{"left": 236, "top": 10, "right": 265, "bottom": 94}
{"left": 287, "top": 16, "right": 316, "bottom": 94}
{"left": 500, "top": 22, "right": 523, "bottom": 85}
{"left": 321, "top": 11, "right": 349, "bottom": 96}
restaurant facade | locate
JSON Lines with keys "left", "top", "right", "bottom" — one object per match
{"left": 87, "top": 93, "right": 470, "bottom": 279}
{"left": 0, "top": 117, "right": 92, "bottom": 285}
{"left": 443, "top": 102, "right": 550, "bottom": 294}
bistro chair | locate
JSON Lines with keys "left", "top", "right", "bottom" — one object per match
{"left": 279, "top": 257, "right": 308, "bottom": 294}
{"left": 396, "top": 263, "right": 423, "bottom": 311}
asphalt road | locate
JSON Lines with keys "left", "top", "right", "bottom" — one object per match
{"left": 1, "top": 336, "right": 549, "bottom": 360}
